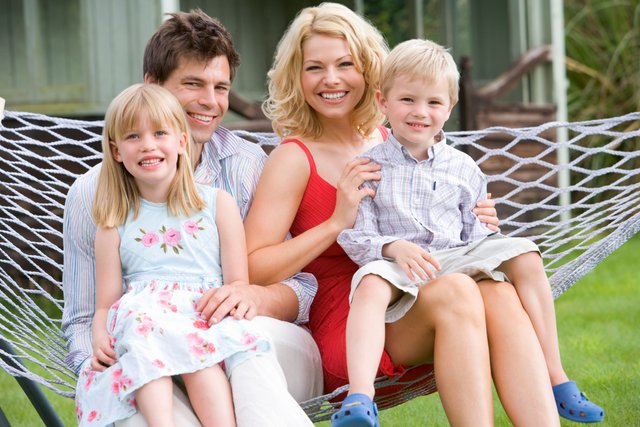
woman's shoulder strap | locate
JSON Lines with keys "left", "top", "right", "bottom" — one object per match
{"left": 377, "top": 125, "right": 390, "bottom": 140}
{"left": 281, "top": 138, "right": 317, "bottom": 175}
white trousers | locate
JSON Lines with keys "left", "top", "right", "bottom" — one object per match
{"left": 116, "top": 316, "right": 323, "bottom": 427}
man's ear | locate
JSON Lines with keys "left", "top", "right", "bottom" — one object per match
{"left": 143, "top": 73, "right": 158, "bottom": 84}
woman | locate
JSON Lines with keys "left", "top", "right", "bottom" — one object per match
{"left": 244, "top": 3, "right": 559, "bottom": 426}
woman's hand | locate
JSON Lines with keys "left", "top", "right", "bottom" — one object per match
{"left": 473, "top": 193, "right": 500, "bottom": 232}
{"left": 332, "top": 157, "right": 381, "bottom": 230}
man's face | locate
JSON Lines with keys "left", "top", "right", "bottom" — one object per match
{"left": 147, "top": 55, "right": 231, "bottom": 146}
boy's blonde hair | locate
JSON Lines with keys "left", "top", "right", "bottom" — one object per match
{"left": 93, "top": 84, "right": 205, "bottom": 228}
{"left": 381, "top": 39, "right": 460, "bottom": 105}
{"left": 263, "top": 2, "right": 388, "bottom": 139}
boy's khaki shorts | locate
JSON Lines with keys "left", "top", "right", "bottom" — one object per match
{"left": 350, "top": 234, "right": 539, "bottom": 322}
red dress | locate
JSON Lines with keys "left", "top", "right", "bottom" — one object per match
{"left": 283, "top": 137, "right": 435, "bottom": 396}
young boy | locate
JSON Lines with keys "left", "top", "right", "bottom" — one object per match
{"left": 334, "top": 39, "right": 603, "bottom": 426}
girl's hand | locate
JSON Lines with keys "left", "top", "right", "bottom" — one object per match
{"left": 384, "top": 240, "right": 441, "bottom": 281}
{"left": 90, "top": 330, "right": 116, "bottom": 372}
{"left": 332, "top": 158, "right": 381, "bottom": 230}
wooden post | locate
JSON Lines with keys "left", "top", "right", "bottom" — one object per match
{"left": 0, "top": 96, "right": 5, "bottom": 124}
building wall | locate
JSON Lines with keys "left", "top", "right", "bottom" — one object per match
{"left": 0, "top": 0, "right": 553, "bottom": 124}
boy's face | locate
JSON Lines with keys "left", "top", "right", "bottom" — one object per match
{"left": 377, "top": 74, "right": 454, "bottom": 156}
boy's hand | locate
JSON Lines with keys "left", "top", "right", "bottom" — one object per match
{"left": 384, "top": 240, "right": 441, "bottom": 281}
{"left": 91, "top": 331, "right": 116, "bottom": 372}
{"left": 473, "top": 193, "right": 500, "bottom": 232}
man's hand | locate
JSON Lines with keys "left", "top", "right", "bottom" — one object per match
{"left": 473, "top": 193, "right": 500, "bottom": 232}
{"left": 383, "top": 240, "right": 441, "bottom": 281}
{"left": 196, "top": 282, "right": 259, "bottom": 325}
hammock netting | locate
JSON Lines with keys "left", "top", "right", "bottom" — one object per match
{"left": 1, "top": 110, "right": 639, "bottom": 422}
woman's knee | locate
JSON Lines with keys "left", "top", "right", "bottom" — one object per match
{"left": 420, "top": 273, "right": 484, "bottom": 319}
{"left": 478, "top": 280, "right": 526, "bottom": 317}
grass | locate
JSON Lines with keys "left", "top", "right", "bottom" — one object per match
{"left": 1, "top": 235, "right": 638, "bottom": 426}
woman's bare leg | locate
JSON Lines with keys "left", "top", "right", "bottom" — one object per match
{"left": 500, "top": 252, "right": 569, "bottom": 385}
{"left": 135, "top": 376, "right": 175, "bottom": 427}
{"left": 478, "top": 280, "right": 559, "bottom": 427}
{"left": 183, "top": 365, "right": 235, "bottom": 427}
{"left": 386, "top": 273, "right": 493, "bottom": 427}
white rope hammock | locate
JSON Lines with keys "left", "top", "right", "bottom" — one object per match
{"left": 1, "top": 110, "right": 639, "bottom": 422}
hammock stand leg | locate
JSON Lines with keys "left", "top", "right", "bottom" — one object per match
{"left": 0, "top": 338, "right": 64, "bottom": 427}
{"left": 0, "top": 409, "right": 11, "bottom": 427}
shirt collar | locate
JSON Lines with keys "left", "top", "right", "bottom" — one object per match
{"left": 386, "top": 130, "right": 447, "bottom": 163}
{"left": 196, "top": 126, "right": 241, "bottom": 178}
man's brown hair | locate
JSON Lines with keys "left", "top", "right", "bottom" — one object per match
{"left": 143, "top": 9, "right": 240, "bottom": 83}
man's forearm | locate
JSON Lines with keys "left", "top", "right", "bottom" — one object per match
{"left": 252, "top": 283, "right": 299, "bottom": 323}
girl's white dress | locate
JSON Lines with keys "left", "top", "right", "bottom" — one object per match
{"left": 75, "top": 186, "right": 270, "bottom": 426}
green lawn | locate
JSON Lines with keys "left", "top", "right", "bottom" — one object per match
{"left": 2, "top": 235, "right": 638, "bottom": 426}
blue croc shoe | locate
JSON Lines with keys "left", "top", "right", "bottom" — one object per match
{"left": 553, "top": 381, "right": 604, "bottom": 423}
{"left": 331, "top": 393, "right": 379, "bottom": 427}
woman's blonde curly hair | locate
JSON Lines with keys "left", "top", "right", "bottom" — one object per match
{"left": 263, "top": 2, "right": 388, "bottom": 139}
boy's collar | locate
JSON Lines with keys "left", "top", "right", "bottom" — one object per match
{"left": 387, "top": 130, "right": 447, "bottom": 161}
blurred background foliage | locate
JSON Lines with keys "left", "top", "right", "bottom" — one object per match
{"left": 564, "top": 0, "right": 639, "bottom": 122}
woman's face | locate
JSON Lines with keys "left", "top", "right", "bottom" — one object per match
{"left": 300, "top": 34, "right": 365, "bottom": 122}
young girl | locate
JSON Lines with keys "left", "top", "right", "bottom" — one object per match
{"left": 74, "top": 84, "right": 270, "bottom": 427}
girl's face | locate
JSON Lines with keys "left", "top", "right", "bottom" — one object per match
{"left": 111, "top": 111, "right": 187, "bottom": 202}
{"left": 300, "top": 34, "right": 365, "bottom": 124}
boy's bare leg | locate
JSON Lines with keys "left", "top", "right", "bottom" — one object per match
{"left": 346, "top": 274, "right": 399, "bottom": 397}
{"left": 500, "top": 252, "right": 569, "bottom": 385}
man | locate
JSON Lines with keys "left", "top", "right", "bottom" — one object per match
{"left": 62, "top": 10, "right": 321, "bottom": 426}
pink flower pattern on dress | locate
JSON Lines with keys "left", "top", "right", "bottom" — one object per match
{"left": 193, "top": 318, "right": 210, "bottom": 330}
{"left": 134, "top": 314, "right": 156, "bottom": 337}
{"left": 135, "top": 228, "right": 159, "bottom": 247}
{"left": 134, "top": 221, "right": 205, "bottom": 254}
{"left": 111, "top": 368, "right": 134, "bottom": 395}
{"left": 160, "top": 226, "right": 183, "bottom": 254}
{"left": 243, "top": 332, "right": 259, "bottom": 351}
{"left": 186, "top": 332, "right": 217, "bottom": 360}
{"left": 157, "top": 290, "right": 178, "bottom": 313}
{"left": 84, "top": 369, "right": 96, "bottom": 391}
{"left": 87, "top": 410, "right": 98, "bottom": 422}
{"left": 183, "top": 218, "right": 204, "bottom": 239}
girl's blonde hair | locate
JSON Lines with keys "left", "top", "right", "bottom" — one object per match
{"left": 381, "top": 39, "right": 460, "bottom": 105}
{"left": 93, "top": 84, "right": 205, "bottom": 227}
{"left": 263, "top": 2, "right": 388, "bottom": 139}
